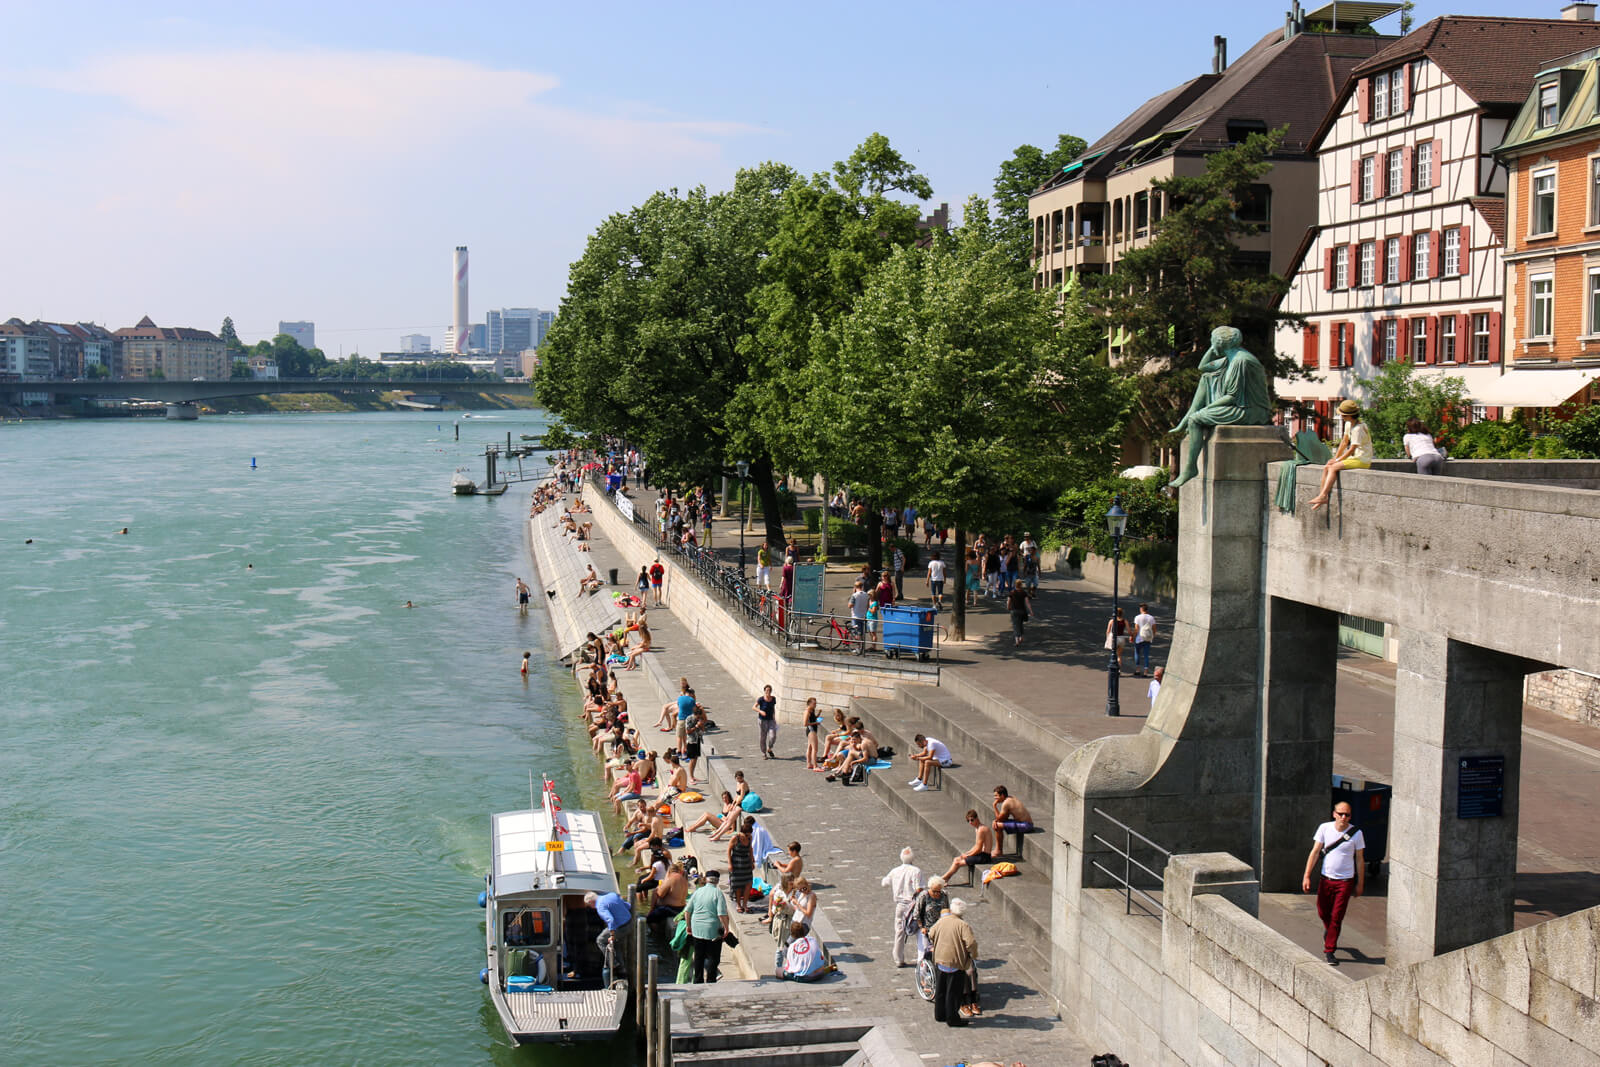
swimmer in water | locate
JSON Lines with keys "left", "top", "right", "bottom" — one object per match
{"left": 119, "top": 527, "right": 129, "bottom": 535}
{"left": 521, "top": 651, "right": 531, "bottom": 675}
{"left": 404, "top": 601, "right": 414, "bottom": 609}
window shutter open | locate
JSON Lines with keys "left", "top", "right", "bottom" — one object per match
{"left": 1426, "top": 316, "right": 1438, "bottom": 364}
{"left": 1372, "top": 321, "right": 1385, "bottom": 365}
{"left": 1375, "top": 240, "right": 1386, "bottom": 284}
{"left": 1431, "top": 139, "right": 1442, "bottom": 188}
{"left": 1455, "top": 313, "right": 1470, "bottom": 360}
{"left": 1402, "top": 63, "right": 1412, "bottom": 112}
{"left": 1398, "top": 237, "right": 1413, "bottom": 282}
{"left": 1351, "top": 158, "right": 1361, "bottom": 204}
{"left": 1325, "top": 247, "right": 1337, "bottom": 290}
{"left": 1304, "top": 324, "right": 1320, "bottom": 368}
{"left": 1489, "top": 311, "right": 1502, "bottom": 362}
{"left": 1401, "top": 146, "right": 1414, "bottom": 193}
{"left": 1430, "top": 230, "right": 1443, "bottom": 277}
{"left": 1458, "top": 226, "right": 1471, "bottom": 276}
{"left": 1358, "top": 78, "right": 1371, "bottom": 123}
{"left": 1350, "top": 244, "right": 1360, "bottom": 282}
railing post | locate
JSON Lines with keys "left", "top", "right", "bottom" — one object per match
{"left": 645, "top": 954, "right": 658, "bottom": 1057}
{"left": 657, "top": 995, "right": 672, "bottom": 1067}
{"left": 633, "top": 917, "right": 646, "bottom": 1019}
{"left": 1124, "top": 826, "right": 1133, "bottom": 914}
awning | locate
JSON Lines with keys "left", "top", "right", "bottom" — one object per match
{"left": 1468, "top": 367, "right": 1598, "bottom": 408}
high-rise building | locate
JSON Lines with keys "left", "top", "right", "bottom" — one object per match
{"left": 452, "top": 246, "right": 469, "bottom": 354}
{"left": 535, "top": 310, "right": 555, "bottom": 347}
{"left": 486, "top": 308, "right": 537, "bottom": 353}
{"left": 278, "top": 320, "right": 315, "bottom": 351}
{"left": 400, "top": 333, "right": 432, "bottom": 354}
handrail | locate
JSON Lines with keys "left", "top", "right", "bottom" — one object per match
{"left": 1089, "top": 807, "right": 1172, "bottom": 917}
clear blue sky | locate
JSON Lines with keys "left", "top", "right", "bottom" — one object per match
{"left": 2, "top": 0, "right": 1517, "bottom": 358}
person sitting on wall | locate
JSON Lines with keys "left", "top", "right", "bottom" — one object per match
{"left": 1308, "top": 399, "right": 1374, "bottom": 512}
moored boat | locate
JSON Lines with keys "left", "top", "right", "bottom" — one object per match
{"left": 480, "top": 777, "right": 629, "bottom": 1044}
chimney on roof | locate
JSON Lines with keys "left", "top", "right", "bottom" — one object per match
{"left": 1213, "top": 35, "right": 1228, "bottom": 74}
{"left": 1563, "top": 2, "right": 1596, "bottom": 20}
{"left": 1284, "top": 0, "right": 1305, "bottom": 41}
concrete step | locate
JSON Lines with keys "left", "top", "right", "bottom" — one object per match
{"left": 673, "top": 1024, "right": 871, "bottom": 1053}
{"left": 893, "top": 684, "right": 1059, "bottom": 803}
{"left": 853, "top": 697, "right": 1053, "bottom": 872}
{"left": 670, "top": 1042, "right": 859, "bottom": 1066}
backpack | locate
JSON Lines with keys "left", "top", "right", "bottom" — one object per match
{"left": 838, "top": 763, "right": 866, "bottom": 786}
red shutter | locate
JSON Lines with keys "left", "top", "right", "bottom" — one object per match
{"left": 1488, "top": 311, "right": 1502, "bottom": 363}
{"left": 1401, "top": 146, "right": 1414, "bottom": 193}
{"left": 1430, "top": 231, "right": 1443, "bottom": 277}
{"left": 1351, "top": 158, "right": 1361, "bottom": 203}
{"left": 1372, "top": 321, "right": 1385, "bottom": 365}
{"left": 1455, "top": 313, "right": 1470, "bottom": 362}
{"left": 1399, "top": 317, "right": 1410, "bottom": 361}
{"left": 1487, "top": 407, "right": 1502, "bottom": 421}
{"left": 1426, "top": 316, "right": 1438, "bottom": 364}
{"left": 1350, "top": 244, "right": 1361, "bottom": 285}
{"left": 1304, "top": 324, "right": 1320, "bottom": 368}
{"left": 1317, "top": 400, "right": 1330, "bottom": 421}
{"left": 1358, "top": 78, "right": 1372, "bottom": 123}
{"left": 1458, "top": 226, "right": 1471, "bottom": 276}
{"left": 1324, "top": 247, "right": 1337, "bottom": 291}
{"left": 1374, "top": 240, "right": 1386, "bottom": 285}
{"left": 1402, "top": 63, "right": 1412, "bottom": 113}
{"left": 1398, "top": 237, "right": 1413, "bottom": 282}
{"left": 1375, "top": 155, "right": 1387, "bottom": 199}
{"left": 1431, "top": 139, "right": 1442, "bottom": 189}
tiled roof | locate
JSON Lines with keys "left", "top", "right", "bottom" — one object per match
{"left": 113, "top": 318, "right": 222, "bottom": 343}
{"left": 1471, "top": 198, "right": 1507, "bottom": 246}
{"left": 1353, "top": 16, "right": 1600, "bottom": 107}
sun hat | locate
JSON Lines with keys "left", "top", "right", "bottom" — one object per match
{"left": 1338, "top": 399, "right": 1361, "bottom": 415}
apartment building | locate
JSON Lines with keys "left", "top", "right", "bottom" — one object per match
{"left": 1496, "top": 37, "right": 1600, "bottom": 408}
{"left": 1029, "top": 7, "right": 1397, "bottom": 297}
{"left": 114, "top": 316, "right": 228, "bottom": 380}
{"left": 1275, "top": 9, "right": 1600, "bottom": 430}
{"left": 0, "top": 319, "right": 53, "bottom": 380}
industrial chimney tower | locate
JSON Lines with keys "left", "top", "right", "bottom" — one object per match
{"left": 452, "top": 245, "right": 469, "bottom": 354}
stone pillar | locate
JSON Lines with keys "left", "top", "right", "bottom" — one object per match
{"left": 719, "top": 476, "right": 731, "bottom": 518}
{"left": 1387, "top": 629, "right": 1536, "bottom": 964}
{"left": 1256, "top": 597, "right": 1340, "bottom": 891}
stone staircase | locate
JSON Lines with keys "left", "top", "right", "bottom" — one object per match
{"left": 670, "top": 1023, "right": 870, "bottom": 1066}
{"left": 849, "top": 684, "right": 1058, "bottom": 990}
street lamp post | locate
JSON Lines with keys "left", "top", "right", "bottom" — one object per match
{"left": 1105, "top": 496, "right": 1128, "bottom": 717}
{"left": 736, "top": 459, "right": 750, "bottom": 578}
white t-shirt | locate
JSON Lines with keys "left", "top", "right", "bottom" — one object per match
{"left": 1147, "top": 679, "right": 1161, "bottom": 704}
{"left": 1403, "top": 432, "right": 1441, "bottom": 459}
{"left": 848, "top": 590, "right": 871, "bottom": 619}
{"left": 923, "top": 738, "right": 952, "bottom": 764}
{"left": 784, "top": 933, "right": 826, "bottom": 978}
{"left": 1133, "top": 612, "right": 1155, "bottom": 643}
{"left": 927, "top": 559, "right": 946, "bottom": 583}
{"left": 1313, "top": 821, "right": 1365, "bottom": 880}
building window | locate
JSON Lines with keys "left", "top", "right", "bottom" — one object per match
{"left": 1235, "top": 184, "right": 1271, "bottom": 230}
{"left": 1359, "top": 242, "right": 1375, "bottom": 287}
{"left": 1386, "top": 237, "right": 1401, "bottom": 284}
{"left": 1470, "top": 404, "right": 1487, "bottom": 423}
{"left": 1151, "top": 192, "right": 1163, "bottom": 226}
{"left": 1592, "top": 158, "right": 1600, "bottom": 228}
{"left": 1387, "top": 149, "right": 1403, "bottom": 196}
{"left": 1334, "top": 245, "right": 1350, "bottom": 289}
{"left": 1413, "top": 232, "right": 1431, "bottom": 280}
{"left": 1590, "top": 271, "right": 1600, "bottom": 335}
{"left": 1360, "top": 156, "right": 1375, "bottom": 201}
{"left": 1113, "top": 200, "right": 1124, "bottom": 238}
{"left": 1414, "top": 141, "right": 1432, "bottom": 189}
{"left": 1335, "top": 322, "right": 1349, "bottom": 366}
{"left": 1373, "top": 73, "right": 1389, "bottom": 120}
{"left": 1134, "top": 192, "right": 1149, "bottom": 237}
{"left": 1444, "top": 229, "right": 1461, "bottom": 276}
{"left": 1532, "top": 170, "right": 1556, "bottom": 235}
{"left": 1383, "top": 319, "right": 1399, "bottom": 362}
{"left": 1440, "top": 315, "right": 1457, "bottom": 362}
{"left": 1539, "top": 83, "right": 1559, "bottom": 128}
{"left": 1390, "top": 70, "right": 1404, "bottom": 115}
{"left": 1411, "top": 318, "right": 1428, "bottom": 363}
{"left": 1530, "top": 274, "right": 1554, "bottom": 339}
{"left": 1472, "top": 313, "right": 1492, "bottom": 362}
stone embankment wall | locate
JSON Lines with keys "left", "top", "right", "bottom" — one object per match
{"left": 1067, "top": 852, "right": 1600, "bottom": 1066}
{"left": 1526, "top": 669, "right": 1600, "bottom": 726}
{"left": 586, "top": 492, "right": 936, "bottom": 723}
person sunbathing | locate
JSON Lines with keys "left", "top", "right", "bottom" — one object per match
{"left": 683, "top": 791, "right": 739, "bottom": 835}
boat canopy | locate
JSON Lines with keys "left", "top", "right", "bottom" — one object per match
{"left": 492, "top": 807, "right": 617, "bottom": 898}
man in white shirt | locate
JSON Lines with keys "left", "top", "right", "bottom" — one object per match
{"left": 847, "top": 580, "right": 872, "bottom": 645}
{"left": 926, "top": 552, "right": 947, "bottom": 610}
{"left": 777, "top": 922, "right": 827, "bottom": 980}
{"left": 1147, "top": 666, "right": 1163, "bottom": 708}
{"left": 881, "top": 847, "right": 924, "bottom": 966}
{"left": 910, "top": 733, "right": 952, "bottom": 791}
{"left": 1131, "top": 603, "right": 1157, "bottom": 678}
{"left": 1302, "top": 802, "right": 1365, "bottom": 964}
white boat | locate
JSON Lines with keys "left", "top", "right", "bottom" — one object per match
{"left": 452, "top": 469, "right": 476, "bottom": 495}
{"left": 480, "top": 777, "right": 629, "bottom": 1044}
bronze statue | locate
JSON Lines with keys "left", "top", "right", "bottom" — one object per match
{"left": 1170, "top": 326, "right": 1273, "bottom": 488}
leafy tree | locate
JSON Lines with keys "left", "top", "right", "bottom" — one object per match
{"left": 818, "top": 201, "right": 1129, "bottom": 637}
{"left": 537, "top": 162, "right": 800, "bottom": 548}
{"left": 1555, "top": 404, "right": 1600, "bottom": 457}
{"left": 254, "top": 334, "right": 328, "bottom": 378}
{"left": 736, "top": 134, "right": 934, "bottom": 564}
{"left": 1358, "top": 360, "right": 1469, "bottom": 458}
{"left": 993, "top": 134, "right": 1087, "bottom": 273}
{"left": 1091, "top": 129, "right": 1301, "bottom": 447}
{"left": 219, "top": 316, "right": 244, "bottom": 354}
{"left": 230, "top": 359, "right": 252, "bottom": 379}
{"left": 86, "top": 362, "right": 110, "bottom": 379}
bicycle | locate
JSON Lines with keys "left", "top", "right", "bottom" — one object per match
{"left": 812, "top": 615, "right": 864, "bottom": 654}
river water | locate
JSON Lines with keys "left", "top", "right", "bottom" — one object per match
{"left": 0, "top": 411, "right": 632, "bottom": 1065}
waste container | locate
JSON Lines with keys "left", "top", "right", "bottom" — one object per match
{"left": 608, "top": 567, "right": 619, "bottom": 585}
{"left": 1330, "top": 774, "right": 1391, "bottom": 876}
{"left": 879, "top": 605, "right": 935, "bottom": 661}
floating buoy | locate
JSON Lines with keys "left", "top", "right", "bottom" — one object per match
{"left": 250, "top": 457, "right": 257, "bottom": 469}
{"left": 477, "top": 890, "right": 488, "bottom": 908}
{"left": 479, "top": 968, "right": 490, "bottom": 985}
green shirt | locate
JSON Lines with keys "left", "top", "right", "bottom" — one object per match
{"left": 684, "top": 884, "right": 728, "bottom": 938}
{"left": 757, "top": 546, "right": 771, "bottom": 566}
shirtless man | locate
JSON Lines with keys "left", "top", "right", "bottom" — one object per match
{"left": 941, "top": 809, "right": 996, "bottom": 882}
{"left": 515, "top": 577, "right": 531, "bottom": 613}
{"left": 656, "top": 751, "right": 689, "bottom": 803}
{"left": 990, "top": 786, "right": 1034, "bottom": 858}
{"left": 579, "top": 565, "right": 603, "bottom": 596}
{"left": 647, "top": 861, "right": 690, "bottom": 925}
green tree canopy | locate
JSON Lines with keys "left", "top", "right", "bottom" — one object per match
{"left": 993, "top": 134, "right": 1087, "bottom": 273}
{"left": 1090, "top": 129, "right": 1300, "bottom": 445}
{"left": 219, "top": 316, "right": 244, "bottom": 354}
{"left": 1358, "top": 361, "right": 1470, "bottom": 458}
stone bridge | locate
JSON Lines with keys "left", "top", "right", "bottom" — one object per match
{"left": 2, "top": 377, "right": 524, "bottom": 404}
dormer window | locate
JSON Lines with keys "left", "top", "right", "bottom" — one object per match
{"left": 1389, "top": 71, "right": 1404, "bottom": 115}
{"left": 1373, "top": 73, "right": 1389, "bottom": 119}
{"left": 1539, "top": 83, "right": 1559, "bottom": 128}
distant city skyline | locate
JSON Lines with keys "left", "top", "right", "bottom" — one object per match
{"left": 0, "top": 0, "right": 1516, "bottom": 360}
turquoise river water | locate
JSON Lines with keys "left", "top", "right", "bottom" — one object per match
{"left": 0, "top": 411, "right": 633, "bottom": 1065}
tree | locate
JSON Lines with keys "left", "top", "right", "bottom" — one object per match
{"left": 230, "top": 359, "right": 252, "bottom": 379}
{"left": 536, "top": 162, "right": 800, "bottom": 548}
{"left": 219, "top": 316, "right": 244, "bottom": 355}
{"left": 818, "top": 201, "right": 1129, "bottom": 637}
{"left": 1359, "top": 361, "right": 1469, "bottom": 458}
{"left": 736, "top": 134, "right": 934, "bottom": 566}
{"left": 993, "top": 134, "right": 1087, "bottom": 273}
{"left": 1091, "top": 129, "right": 1301, "bottom": 449}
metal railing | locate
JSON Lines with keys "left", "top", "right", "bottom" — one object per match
{"left": 1090, "top": 807, "right": 1172, "bottom": 918}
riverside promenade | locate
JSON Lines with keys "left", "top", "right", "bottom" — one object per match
{"left": 530, "top": 477, "right": 1600, "bottom": 1064}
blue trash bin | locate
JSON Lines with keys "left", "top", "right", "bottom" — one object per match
{"left": 879, "top": 605, "right": 935, "bottom": 660}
